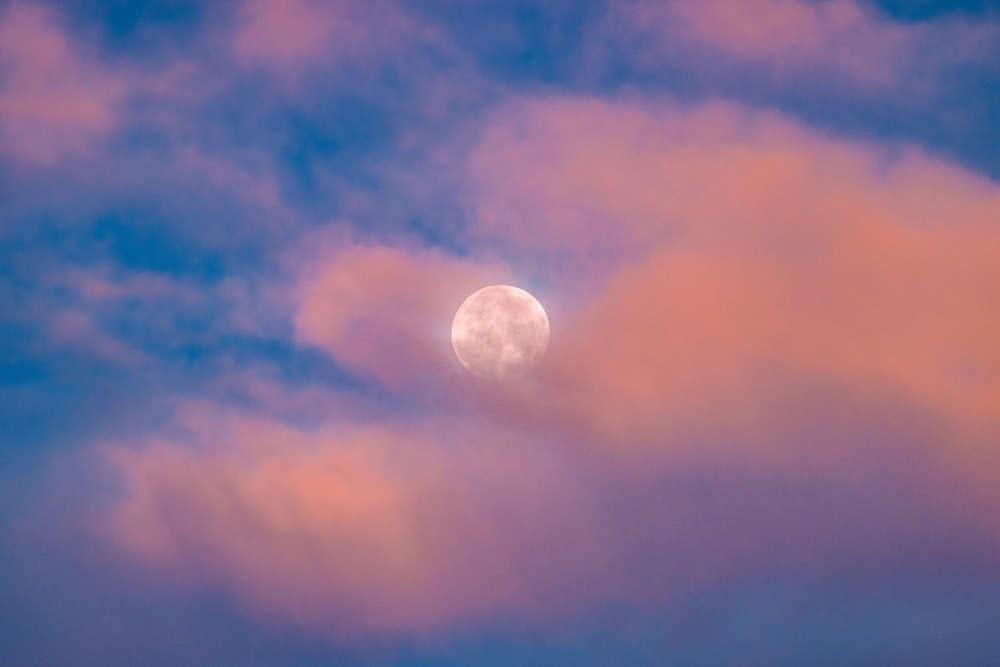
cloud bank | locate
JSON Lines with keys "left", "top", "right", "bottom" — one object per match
{"left": 101, "top": 94, "right": 1000, "bottom": 638}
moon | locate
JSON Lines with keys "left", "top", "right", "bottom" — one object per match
{"left": 451, "top": 285, "right": 550, "bottom": 381}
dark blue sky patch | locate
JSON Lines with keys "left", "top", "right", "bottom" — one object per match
{"left": 274, "top": 95, "right": 397, "bottom": 206}
{"left": 159, "top": 336, "right": 362, "bottom": 396}
{"left": 219, "top": 336, "right": 356, "bottom": 386}
{"left": 183, "top": 74, "right": 405, "bottom": 220}
{"left": 91, "top": 212, "right": 226, "bottom": 280}
{"left": 59, "top": 0, "right": 206, "bottom": 62}
{"left": 0, "top": 349, "right": 149, "bottom": 469}
{"left": 873, "top": 0, "right": 1000, "bottom": 21}
{"left": 402, "top": 0, "right": 607, "bottom": 86}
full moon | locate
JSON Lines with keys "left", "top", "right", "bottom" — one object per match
{"left": 451, "top": 285, "right": 550, "bottom": 381}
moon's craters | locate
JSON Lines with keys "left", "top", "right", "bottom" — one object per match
{"left": 451, "top": 285, "right": 549, "bottom": 381}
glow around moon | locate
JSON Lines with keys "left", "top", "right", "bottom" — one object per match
{"left": 451, "top": 285, "right": 550, "bottom": 381}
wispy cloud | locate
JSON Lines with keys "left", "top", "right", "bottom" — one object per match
{"left": 0, "top": 4, "right": 127, "bottom": 163}
{"left": 294, "top": 242, "right": 509, "bottom": 391}
{"left": 613, "top": 0, "right": 999, "bottom": 91}
{"left": 230, "top": 0, "right": 437, "bottom": 77}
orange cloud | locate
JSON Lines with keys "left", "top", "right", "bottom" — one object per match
{"left": 468, "top": 97, "right": 1000, "bottom": 475}
{"left": 0, "top": 4, "right": 126, "bottom": 163}
{"left": 104, "top": 406, "right": 608, "bottom": 636}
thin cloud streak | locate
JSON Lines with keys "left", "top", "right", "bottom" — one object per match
{"left": 610, "top": 0, "right": 1000, "bottom": 96}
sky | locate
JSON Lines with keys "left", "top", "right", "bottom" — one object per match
{"left": 1, "top": 0, "right": 999, "bottom": 664}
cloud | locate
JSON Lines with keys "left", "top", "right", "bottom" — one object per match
{"left": 613, "top": 0, "right": 998, "bottom": 89}
{"left": 47, "top": 308, "right": 148, "bottom": 366}
{"left": 0, "top": 4, "right": 127, "bottom": 163}
{"left": 232, "top": 0, "right": 341, "bottom": 68}
{"left": 650, "top": 0, "right": 907, "bottom": 84}
{"left": 95, "top": 93, "right": 1000, "bottom": 641}
{"left": 468, "top": 96, "right": 1000, "bottom": 474}
{"left": 103, "top": 405, "right": 607, "bottom": 637}
{"left": 230, "top": 0, "right": 428, "bottom": 74}
{"left": 294, "top": 242, "right": 510, "bottom": 391}
{"left": 100, "top": 397, "right": 998, "bottom": 640}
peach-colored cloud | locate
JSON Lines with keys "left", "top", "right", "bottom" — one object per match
{"left": 0, "top": 4, "right": 126, "bottom": 163}
{"left": 468, "top": 97, "right": 1000, "bottom": 476}
{"left": 616, "top": 0, "right": 996, "bottom": 87}
{"left": 294, "top": 243, "right": 510, "bottom": 390}
{"left": 104, "top": 405, "right": 607, "bottom": 636}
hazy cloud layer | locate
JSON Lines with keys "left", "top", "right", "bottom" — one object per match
{"left": 102, "top": 95, "right": 1000, "bottom": 638}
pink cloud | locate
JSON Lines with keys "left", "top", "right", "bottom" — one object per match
{"left": 172, "top": 147, "right": 284, "bottom": 212}
{"left": 230, "top": 0, "right": 426, "bottom": 73}
{"left": 103, "top": 406, "right": 608, "bottom": 636}
{"left": 233, "top": 0, "right": 338, "bottom": 67}
{"left": 294, "top": 242, "right": 510, "bottom": 390}
{"left": 0, "top": 4, "right": 126, "bottom": 163}
{"left": 48, "top": 308, "right": 147, "bottom": 366}
{"left": 98, "top": 400, "right": 998, "bottom": 639}
{"left": 615, "top": 0, "right": 997, "bottom": 88}
{"left": 93, "top": 94, "right": 1000, "bottom": 640}
{"left": 468, "top": 97, "right": 1000, "bottom": 477}
{"left": 50, "top": 266, "right": 191, "bottom": 303}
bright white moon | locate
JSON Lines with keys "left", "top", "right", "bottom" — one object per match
{"left": 451, "top": 285, "right": 550, "bottom": 381}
